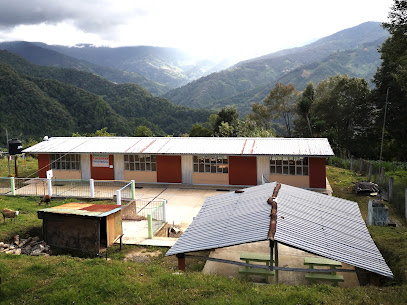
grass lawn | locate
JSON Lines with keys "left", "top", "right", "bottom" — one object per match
{"left": 0, "top": 166, "right": 406, "bottom": 304}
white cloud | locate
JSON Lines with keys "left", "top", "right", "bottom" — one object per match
{"left": 0, "top": 0, "right": 393, "bottom": 60}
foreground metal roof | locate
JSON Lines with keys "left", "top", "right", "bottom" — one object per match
{"left": 23, "top": 137, "right": 334, "bottom": 156}
{"left": 166, "top": 183, "right": 393, "bottom": 278}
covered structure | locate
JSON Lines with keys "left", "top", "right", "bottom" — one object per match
{"left": 37, "top": 203, "right": 123, "bottom": 255}
{"left": 166, "top": 183, "right": 393, "bottom": 279}
{"left": 24, "top": 137, "right": 334, "bottom": 189}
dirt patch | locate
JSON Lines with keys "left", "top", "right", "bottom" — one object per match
{"left": 124, "top": 247, "right": 162, "bottom": 263}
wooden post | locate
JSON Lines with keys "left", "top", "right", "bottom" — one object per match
{"left": 405, "top": 188, "right": 407, "bottom": 221}
{"left": 379, "top": 167, "right": 385, "bottom": 185}
{"left": 350, "top": 156, "right": 354, "bottom": 171}
{"left": 389, "top": 176, "right": 394, "bottom": 202}
{"left": 359, "top": 159, "right": 363, "bottom": 174}
{"left": 368, "top": 163, "right": 373, "bottom": 182}
{"left": 176, "top": 253, "right": 186, "bottom": 271}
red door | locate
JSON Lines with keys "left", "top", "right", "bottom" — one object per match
{"left": 309, "top": 157, "right": 326, "bottom": 188}
{"left": 156, "top": 155, "right": 181, "bottom": 183}
{"left": 229, "top": 156, "right": 257, "bottom": 185}
{"left": 91, "top": 154, "right": 114, "bottom": 180}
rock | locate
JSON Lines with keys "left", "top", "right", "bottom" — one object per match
{"left": 13, "top": 235, "right": 19, "bottom": 245}
{"left": 0, "top": 242, "right": 4, "bottom": 247}
{"left": 14, "top": 248, "right": 21, "bottom": 255}
{"left": 31, "top": 249, "right": 42, "bottom": 256}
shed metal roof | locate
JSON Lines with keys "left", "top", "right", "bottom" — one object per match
{"left": 38, "top": 203, "right": 123, "bottom": 217}
{"left": 165, "top": 183, "right": 393, "bottom": 278}
{"left": 23, "top": 137, "right": 334, "bottom": 156}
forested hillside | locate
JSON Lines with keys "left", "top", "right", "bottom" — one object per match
{"left": 0, "top": 41, "right": 170, "bottom": 96}
{"left": 163, "top": 22, "right": 388, "bottom": 114}
{"left": 0, "top": 52, "right": 213, "bottom": 144}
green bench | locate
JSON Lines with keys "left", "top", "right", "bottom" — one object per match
{"left": 239, "top": 253, "right": 274, "bottom": 283}
{"left": 304, "top": 257, "right": 344, "bottom": 286}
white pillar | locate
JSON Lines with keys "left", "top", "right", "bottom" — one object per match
{"left": 47, "top": 178, "right": 53, "bottom": 197}
{"left": 163, "top": 199, "right": 167, "bottom": 222}
{"left": 116, "top": 190, "right": 121, "bottom": 205}
{"left": 90, "top": 179, "right": 95, "bottom": 198}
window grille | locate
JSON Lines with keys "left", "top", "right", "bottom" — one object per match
{"left": 124, "top": 154, "right": 156, "bottom": 171}
{"left": 50, "top": 154, "right": 81, "bottom": 170}
{"left": 270, "top": 156, "right": 308, "bottom": 176}
{"left": 193, "top": 155, "right": 228, "bottom": 173}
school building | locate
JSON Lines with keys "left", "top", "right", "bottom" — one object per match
{"left": 23, "top": 137, "right": 334, "bottom": 189}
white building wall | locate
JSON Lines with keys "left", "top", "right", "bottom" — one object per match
{"left": 257, "top": 156, "right": 270, "bottom": 184}
{"left": 81, "top": 154, "right": 91, "bottom": 180}
{"left": 181, "top": 155, "right": 193, "bottom": 184}
{"left": 114, "top": 154, "right": 124, "bottom": 180}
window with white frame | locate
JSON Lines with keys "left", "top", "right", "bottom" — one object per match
{"left": 193, "top": 155, "right": 228, "bottom": 173}
{"left": 270, "top": 156, "right": 308, "bottom": 175}
{"left": 50, "top": 154, "right": 81, "bottom": 170}
{"left": 124, "top": 154, "right": 156, "bottom": 171}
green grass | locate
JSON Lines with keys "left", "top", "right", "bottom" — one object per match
{"left": 0, "top": 155, "right": 38, "bottom": 178}
{"left": 0, "top": 166, "right": 406, "bottom": 304}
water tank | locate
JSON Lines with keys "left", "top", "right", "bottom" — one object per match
{"left": 8, "top": 138, "right": 23, "bottom": 155}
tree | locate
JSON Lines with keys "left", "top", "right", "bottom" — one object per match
{"left": 134, "top": 126, "right": 154, "bottom": 137}
{"left": 313, "top": 75, "right": 374, "bottom": 158}
{"left": 251, "top": 83, "right": 298, "bottom": 137}
{"left": 188, "top": 123, "right": 212, "bottom": 137}
{"left": 295, "top": 82, "right": 315, "bottom": 137}
{"left": 372, "top": 0, "right": 407, "bottom": 160}
{"left": 213, "top": 106, "right": 240, "bottom": 135}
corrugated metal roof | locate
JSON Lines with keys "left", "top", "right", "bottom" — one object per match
{"left": 23, "top": 137, "right": 334, "bottom": 156}
{"left": 38, "top": 203, "right": 123, "bottom": 217}
{"left": 165, "top": 183, "right": 393, "bottom": 278}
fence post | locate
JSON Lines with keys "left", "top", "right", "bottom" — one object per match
{"left": 368, "top": 163, "right": 373, "bottom": 182}
{"left": 90, "top": 179, "right": 95, "bottom": 198}
{"left": 163, "top": 200, "right": 167, "bottom": 222}
{"left": 379, "top": 167, "right": 386, "bottom": 185}
{"left": 47, "top": 178, "right": 52, "bottom": 197}
{"left": 116, "top": 190, "right": 121, "bottom": 205}
{"left": 131, "top": 180, "right": 136, "bottom": 200}
{"left": 147, "top": 214, "right": 153, "bottom": 239}
{"left": 389, "top": 176, "right": 394, "bottom": 202}
{"left": 405, "top": 188, "right": 407, "bottom": 221}
{"left": 350, "top": 156, "right": 354, "bottom": 171}
{"left": 10, "top": 177, "right": 15, "bottom": 196}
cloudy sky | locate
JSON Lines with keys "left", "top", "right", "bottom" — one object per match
{"left": 0, "top": 0, "right": 394, "bottom": 61}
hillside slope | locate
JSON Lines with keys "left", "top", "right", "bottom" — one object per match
{"left": 0, "top": 53, "right": 213, "bottom": 141}
{"left": 163, "top": 22, "right": 388, "bottom": 113}
{"left": 0, "top": 41, "right": 170, "bottom": 96}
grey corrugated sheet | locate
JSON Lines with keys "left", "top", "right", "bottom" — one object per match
{"left": 23, "top": 137, "right": 334, "bottom": 156}
{"left": 165, "top": 183, "right": 393, "bottom": 278}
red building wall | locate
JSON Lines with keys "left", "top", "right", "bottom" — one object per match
{"left": 229, "top": 156, "right": 257, "bottom": 185}
{"left": 156, "top": 155, "right": 181, "bottom": 183}
{"left": 309, "top": 157, "right": 326, "bottom": 188}
{"left": 38, "top": 154, "right": 50, "bottom": 178}
{"left": 91, "top": 154, "right": 114, "bottom": 180}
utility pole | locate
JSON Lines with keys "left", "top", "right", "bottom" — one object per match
{"left": 379, "top": 88, "right": 389, "bottom": 165}
{"left": 6, "top": 129, "right": 10, "bottom": 176}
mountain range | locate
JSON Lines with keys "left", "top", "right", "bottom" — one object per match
{"left": 0, "top": 51, "right": 212, "bottom": 144}
{"left": 163, "top": 22, "right": 388, "bottom": 115}
{"left": 0, "top": 21, "right": 389, "bottom": 141}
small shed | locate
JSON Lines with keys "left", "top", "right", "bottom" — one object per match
{"left": 37, "top": 203, "right": 123, "bottom": 255}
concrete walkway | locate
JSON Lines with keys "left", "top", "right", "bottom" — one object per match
{"left": 202, "top": 241, "right": 359, "bottom": 287}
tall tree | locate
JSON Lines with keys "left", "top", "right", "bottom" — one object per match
{"left": 313, "top": 75, "right": 373, "bottom": 158}
{"left": 372, "top": 0, "right": 407, "bottom": 160}
{"left": 295, "top": 82, "right": 315, "bottom": 137}
{"left": 251, "top": 83, "right": 298, "bottom": 137}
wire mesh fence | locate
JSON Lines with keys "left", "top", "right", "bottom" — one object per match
{"left": 0, "top": 177, "right": 12, "bottom": 195}
{"left": 122, "top": 199, "right": 166, "bottom": 221}
{"left": 328, "top": 156, "right": 406, "bottom": 219}
{"left": 52, "top": 179, "right": 91, "bottom": 198}
{"left": 14, "top": 178, "right": 48, "bottom": 196}
{"left": 94, "top": 180, "right": 131, "bottom": 199}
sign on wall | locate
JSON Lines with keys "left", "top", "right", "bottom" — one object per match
{"left": 92, "top": 154, "right": 110, "bottom": 167}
